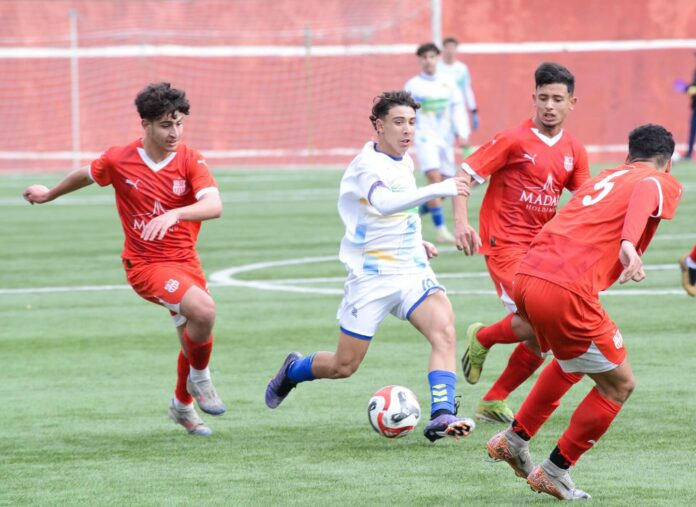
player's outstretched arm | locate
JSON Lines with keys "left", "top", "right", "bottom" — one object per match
{"left": 140, "top": 191, "right": 222, "bottom": 241}
{"left": 452, "top": 170, "right": 481, "bottom": 256}
{"left": 23, "top": 167, "right": 92, "bottom": 204}
{"left": 369, "top": 176, "right": 470, "bottom": 216}
{"left": 618, "top": 240, "right": 645, "bottom": 284}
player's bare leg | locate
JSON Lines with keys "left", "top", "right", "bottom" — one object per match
{"left": 178, "top": 286, "right": 225, "bottom": 415}
{"left": 265, "top": 333, "right": 370, "bottom": 408}
{"left": 409, "top": 291, "right": 475, "bottom": 441}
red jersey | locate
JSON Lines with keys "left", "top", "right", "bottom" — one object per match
{"left": 89, "top": 139, "right": 218, "bottom": 263}
{"left": 462, "top": 118, "right": 589, "bottom": 255}
{"left": 518, "top": 163, "right": 682, "bottom": 298}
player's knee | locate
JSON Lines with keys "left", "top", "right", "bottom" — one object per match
{"left": 186, "top": 295, "right": 216, "bottom": 324}
{"left": 333, "top": 361, "right": 359, "bottom": 379}
{"left": 618, "top": 376, "right": 636, "bottom": 403}
{"left": 431, "top": 323, "right": 457, "bottom": 353}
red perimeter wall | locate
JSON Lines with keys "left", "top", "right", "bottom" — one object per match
{"left": 1, "top": 0, "right": 695, "bottom": 170}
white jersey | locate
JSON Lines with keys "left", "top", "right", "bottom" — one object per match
{"left": 404, "top": 72, "right": 469, "bottom": 145}
{"left": 338, "top": 142, "right": 429, "bottom": 276}
{"left": 438, "top": 60, "right": 478, "bottom": 112}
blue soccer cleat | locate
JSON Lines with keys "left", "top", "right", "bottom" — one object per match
{"left": 265, "top": 352, "right": 302, "bottom": 409}
{"left": 423, "top": 413, "right": 475, "bottom": 442}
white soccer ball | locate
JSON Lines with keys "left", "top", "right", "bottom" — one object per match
{"left": 367, "top": 385, "right": 421, "bottom": 438}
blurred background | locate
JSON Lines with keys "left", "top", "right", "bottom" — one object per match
{"left": 1, "top": 0, "right": 695, "bottom": 171}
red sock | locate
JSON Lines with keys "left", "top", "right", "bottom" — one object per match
{"left": 183, "top": 331, "right": 213, "bottom": 370}
{"left": 689, "top": 244, "right": 696, "bottom": 263}
{"left": 477, "top": 313, "right": 518, "bottom": 349}
{"left": 175, "top": 350, "right": 193, "bottom": 404}
{"left": 515, "top": 359, "right": 583, "bottom": 437}
{"left": 557, "top": 387, "right": 622, "bottom": 465}
{"left": 483, "top": 342, "right": 545, "bottom": 401}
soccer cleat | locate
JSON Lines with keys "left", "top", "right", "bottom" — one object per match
{"left": 435, "top": 227, "right": 456, "bottom": 244}
{"left": 423, "top": 413, "right": 475, "bottom": 442}
{"left": 476, "top": 399, "right": 515, "bottom": 424}
{"left": 527, "top": 459, "right": 591, "bottom": 500}
{"left": 679, "top": 255, "right": 696, "bottom": 297}
{"left": 168, "top": 398, "right": 213, "bottom": 436}
{"left": 461, "top": 322, "right": 488, "bottom": 384}
{"left": 486, "top": 429, "right": 533, "bottom": 478}
{"left": 265, "top": 352, "right": 302, "bottom": 409}
{"left": 186, "top": 377, "right": 226, "bottom": 416}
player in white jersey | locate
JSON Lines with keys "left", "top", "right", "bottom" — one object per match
{"left": 265, "top": 90, "right": 476, "bottom": 442}
{"left": 439, "top": 37, "right": 479, "bottom": 133}
{"left": 405, "top": 42, "right": 470, "bottom": 244}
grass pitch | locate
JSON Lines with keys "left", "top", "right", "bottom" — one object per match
{"left": 1, "top": 161, "right": 695, "bottom": 505}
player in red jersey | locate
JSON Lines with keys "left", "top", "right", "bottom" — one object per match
{"left": 452, "top": 62, "right": 590, "bottom": 423}
{"left": 679, "top": 243, "right": 696, "bottom": 296}
{"left": 486, "top": 124, "right": 682, "bottom": 500}
{"left": 23, "top": 83, "right": 225, "bottom": 436}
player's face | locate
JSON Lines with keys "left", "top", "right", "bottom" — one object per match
{"left": 143, "top": 111, "right": 185, "bottom": 154}
{"left": 418, "top": 50, "right": 439, "bottom": 75}
{"left": 532, "top": 83, "right": 577, "bottom": 135}
{"left": 375, "top": 105, "right": 416, "bottom": 158}
{"left": 442, "top": 42, "right": 457, "bottom": 63}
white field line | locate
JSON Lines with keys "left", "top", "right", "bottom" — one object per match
{"left": 1, "top": 256, "right": 684, "bottom": 297}
{"left": 1, "top": 39, "right": 696, "bottom": 59}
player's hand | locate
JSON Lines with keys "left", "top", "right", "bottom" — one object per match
{"left": 471, "top": 111, "right": 480, "bottom": 131}
{"left": 141, "top": 210, "right": 180, "bottom": 241}
{"left": 619, "top": 240, "right": 645, "bottom": 283}
{"left": 23, "top": 185, "right": 52, "bottom": 204}
{"left": 454, "top": 222, "right": 481, "bottom": 256}
{"left": 452, "top": 176, "right": 471, "bottom": 197}
{"left": 423, "top": 241, "right": 438, "bottom": 259}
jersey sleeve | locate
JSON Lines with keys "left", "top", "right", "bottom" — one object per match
{"left": 652, "top": 173, "right": 683, "bottom": 219}
{"left": 565, "top": 143, "right": 590, "bottom": 192}
{"left": 355, "top": 162, "right": 384, "bottom": 203}
{"left": 461, "top": 132, "right": 514, "bottom": 183}
{"left": 621, "top": 178, "right": 661, "bottom": 246}
{"left": 187, "top": 149, "right": 218, "bottom": 200}
{"left": 88, "top": 149, "right": 114, "bottom": 187}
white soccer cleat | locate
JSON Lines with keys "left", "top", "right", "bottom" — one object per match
{"left": 168, "top": 398, "right": 213, "bottom": 436}
{"left": 527, "top": 459, "right": 591, "bottom": 500}
{"left": 187, "top": 377, "right": 226, "bottom": 415}
{"left": 435, "top": 227, "right": 456, "bottom": 244}
{"left": 486, "top": 429, "right": 533, "bottom": 478}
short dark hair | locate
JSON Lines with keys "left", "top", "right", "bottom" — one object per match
{"left": 416, "top": 42, "right": 440, "bottom": 57}
{"left": 443, "top": 36, "right": 459, "bottom": 46}
{"left": 627, "top": 124, "right": 675, "bottom": 167}
{"left": 370, "top": 90, "right": 420, "bottom": 130}
{"left": 134, "top": 82, "right": 190, "bottom": 121}
{"left": 535, "top": 62, "right": 575, "bottom": 95}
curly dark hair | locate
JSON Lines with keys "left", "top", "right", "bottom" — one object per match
{"left": 416, "top": 42, "right": 440, "bottom": 57}
{"left": 134, "top": 82, "right": 190, "bottom": 121}
{"left": 627, "top": 124, "right": 675, "bottom": 166}
{"left": 369, "top": 91, "right": 420, "bottom": 130}
{"left": 535, "top": 62, "right": 575, "bottom": 95}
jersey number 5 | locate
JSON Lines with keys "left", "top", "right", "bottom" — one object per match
{"left": 582, "top": 169, "right": 630, "bottom": 206}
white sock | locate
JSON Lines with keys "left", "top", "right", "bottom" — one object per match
{"left": 686, "top": 256, "right": 696, "bottom": 270}
{"left": 189, "top": 366, "right": 211, "bottom": 383}
{"left": 437, "top": 224, "right": 448, "bottom": 231}
{"left": 173, "top": 397, "right": 192, "bottom": 410}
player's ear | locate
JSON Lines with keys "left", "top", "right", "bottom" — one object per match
{"left": 141, "top": 119, "right": 150, "bottom": 130}
{"left": 375, "top": 118, "right": 384, "bottom": 134}
{"left": 569, "top": 95, "right": 578, "bottom": 109}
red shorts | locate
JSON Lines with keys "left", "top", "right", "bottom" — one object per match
{"left": 124, "top": 258, "right": 208, "bottom": 325}
{"left": 485, "top": 248, "right": 525, "bottom": 313}
{"left": 513, "top": 274, "right": 626, "bottom": 373}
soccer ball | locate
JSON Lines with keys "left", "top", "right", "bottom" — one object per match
{"left": 367, "top": 385, "right": 421, "bottom": 438}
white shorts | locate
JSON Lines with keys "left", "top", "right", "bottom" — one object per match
{"left": 414, "top": 141, "right": 455, "bottom": 177}
{"left": 556, "top": 341, "right": 622, "bottom": 374}
{"left": 336, "top": 267, "right": 445, "bottom": 340}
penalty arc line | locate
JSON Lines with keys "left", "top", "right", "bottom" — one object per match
{"left": 0, "top": 255, "right": 686, "bottom": 296}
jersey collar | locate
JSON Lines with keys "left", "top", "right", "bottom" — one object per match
{"left": 136, "top": 146, "right": 177, "bottom": 172}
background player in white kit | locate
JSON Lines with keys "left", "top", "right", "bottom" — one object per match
{"left": 405, "top": 42, "right": 470, "bottom": 244}
{"left": 439, "top": 36, "right": 479, "bottom": 142}
{"left": 265, "top": 90, "right": 476, "bottom": 442}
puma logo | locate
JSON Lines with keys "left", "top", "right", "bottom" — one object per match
{"left": 523, "top": 153, "right": 537, "bottom": 165}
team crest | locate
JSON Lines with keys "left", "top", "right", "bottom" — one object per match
{"left": 563, "top": 156, "right": 574, "bottom": 171}
{"left": 172, "top": 179, "right": 187, "bottom": 195}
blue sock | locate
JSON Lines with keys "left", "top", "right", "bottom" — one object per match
{"left": 427, "top": 370, "right": 456, "bottom": 416}
{"left": 430, "top": 206, "right": 445, "bottom": 228}
{"left": 287, "top": 353, "right": 316, "bottom": 383}
{"left": 418, "top": 203, "right": 429, "bottom": 215}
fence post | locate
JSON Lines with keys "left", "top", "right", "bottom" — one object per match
{"left": 69, "top": 9, "right": 81, "bottom": 171}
